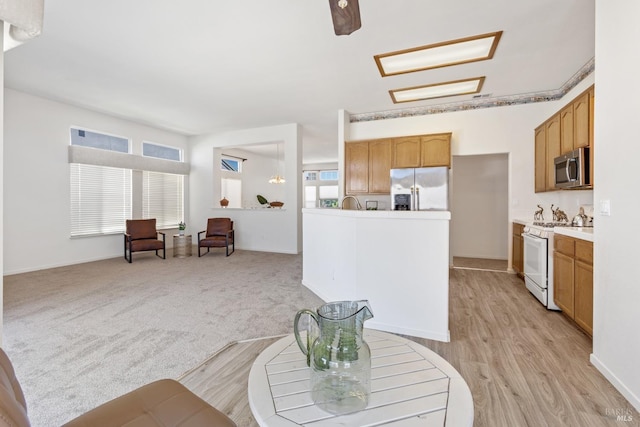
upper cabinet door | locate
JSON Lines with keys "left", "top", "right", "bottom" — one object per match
{"left": 420, "top": 133, "right": 451, "bottom": 167}
{"left": 573, "top": 91, "right": 591, "bottom": 149}
{"left": 368, "top": 139, "right": 392, "bottom": 194}
{"left": 546, "top": 114, "right": 561, "bottom": 191}
{"left": 560, "top": 104, "right": 574, "bottom": 155}
{"left": 534, "top": 125, "right": 547, "bottom": 193}
{"left": 392, "top": 137, "right": 421, "bottom": 168}
{"left": 345, "top": 141, "right": 369, "bottom": 194}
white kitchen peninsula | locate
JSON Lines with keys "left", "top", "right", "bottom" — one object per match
{"left": 302, "top": 208, "right": 451, "bottom": 342}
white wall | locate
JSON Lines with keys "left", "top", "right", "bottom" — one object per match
{"left": 347, "top": 73, "right": 596, "bottom": 270}
{"left": 1, "top": 22, "right": 5, "bottom": 343}
{"left": 189, "top": 123, "right": 303, "bottom": 254}
{"left": 590, "top": 0, "right": 640, "bottom": 412}
{"left": 451, "top": 154, "right": 508, "bottom": 260}
{"left": 3, "top": 89, "right": 190, "bottom": 274}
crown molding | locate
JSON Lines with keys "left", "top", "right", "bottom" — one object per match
{"left": 350, "top": 57, "right": 595, "bottom": 123}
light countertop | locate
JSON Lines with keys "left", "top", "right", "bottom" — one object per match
{"left": 302, "top": 208, "right": 451, "bottom": 220}
{"left": 553, "top": 226, "right": 594, "bottom": 242}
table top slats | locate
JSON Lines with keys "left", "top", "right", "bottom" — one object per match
{"left": 382, "top": 409, "right": 447, "bottom": 426}
{"left": 248, "top": 330, "right": 473, "bottom": 426}
{"left": 372, "top": 350, "right": 425, "bottom": 368}
{"left": 284, "top": 392, "right": 449, "bottom": 426}
{"left": 371, "top": 359, "right": 438, "bottom": 380}
{"left": 270, "top": 379, "right": 311, "bottom": 399}
{"left": 267, "top": 367, "right": 311, "bottom": 386}
{"left": 372, "top": 369, "right": 448, "bottom": 392}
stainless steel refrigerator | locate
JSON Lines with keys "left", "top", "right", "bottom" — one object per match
{"left": 390, "top": 166, "right": 449, "bottom": 211}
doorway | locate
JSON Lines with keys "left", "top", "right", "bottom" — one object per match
{"left": 450, "top": 153, "right": 509, "bottom": 272}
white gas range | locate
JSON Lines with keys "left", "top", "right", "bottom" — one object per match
{"left": 522, "top": 221, "right": 568, "bottom": 310}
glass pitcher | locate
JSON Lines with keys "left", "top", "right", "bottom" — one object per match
{"left": 294, "top": 300, "right": 373, "bottom": 415}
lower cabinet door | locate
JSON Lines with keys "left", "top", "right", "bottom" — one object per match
{"left": 574, "top": 260, "right": 594, "bottom": 336}
{"left": 554, "top": 251, "right": 575, "bottom": 317}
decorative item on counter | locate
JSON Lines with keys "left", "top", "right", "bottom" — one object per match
{"left": 178, "top": 221, "right": 186, "bottom": 236}
{"left": 534, "top": 204, "right": 544, "bottom": 221}
{"left": 551, "top": 204, "right": 569, "bottom": 223}
{"left": 294, "top": 300, "right": 373, "bottom": 415}
{"left": 365, "top": 200, "right": 378, "bottom": 210}
{"left": 220, "top": 197, "right": 229, "bottom": 208}
{"left": 572, "top": 207, "right": 588, "bottom": 226}
{"left": 256, "top": 194, "right": 284, "bottom": 208}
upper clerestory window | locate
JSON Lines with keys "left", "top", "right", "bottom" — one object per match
{"left": 70, "top": 128, "right": 129, "bottom": 153}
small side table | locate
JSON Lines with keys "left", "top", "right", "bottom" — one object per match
{"left": 248, "top": 330, "right": 474, "bottom": 426}
{"left": 173, "top": 234, "right": 192, "bottom": 258}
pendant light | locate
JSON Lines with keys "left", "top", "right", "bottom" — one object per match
{"left": 268, "top": 143, "right": 286, "bottom": 184}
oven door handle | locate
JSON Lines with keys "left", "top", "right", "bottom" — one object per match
{"left": 522, "top": 233, "right": 545, "bottom": 242}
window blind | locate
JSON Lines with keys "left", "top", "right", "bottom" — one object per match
{"left": 142, "top": 171, "right": 184, "bottom": 229}
{"left": 70, "top": 164, "right": 132, "bottom": 237}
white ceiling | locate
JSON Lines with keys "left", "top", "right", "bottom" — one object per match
{"left": 4, "top": 0, "right": 595, "bottom": 163}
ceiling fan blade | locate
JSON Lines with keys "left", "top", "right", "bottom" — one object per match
{"left": 328, "top": 0, "right": 361, "bottom": 36}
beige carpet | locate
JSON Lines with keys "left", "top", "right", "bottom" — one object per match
{"left": 3, "top": 249, "right": 324, "bottom": 427}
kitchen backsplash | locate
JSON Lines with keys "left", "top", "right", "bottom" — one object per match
{"left": 512, "top": 189, "right": 594, "bottom": 222}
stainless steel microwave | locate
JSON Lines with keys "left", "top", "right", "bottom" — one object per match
{"left": 554, "top": 147, "right": 590, "bottom": 189}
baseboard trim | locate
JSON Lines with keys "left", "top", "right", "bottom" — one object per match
{"left": 590, "top": 353, "right": 640, "bottom": 412}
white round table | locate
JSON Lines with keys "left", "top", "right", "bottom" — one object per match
{"left": 248, "top": 329, "right": 473, "bottom": 426}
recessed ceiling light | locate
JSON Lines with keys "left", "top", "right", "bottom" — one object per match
{"left": 375, "top": 31, "right": 502, "bottom": 77}
{"left": 390, "top": 77, "right": 485, "bottom": 103}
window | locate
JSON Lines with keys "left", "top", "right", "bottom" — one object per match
{"left": 70, "top": 128, "right": 188, "bottom": 237}
{"left": 221, "top": 156, "right": 242, "bottom": 173}
{"left": 143, "top": 171, "right": 184, "bottom": 228}
{"left": 221, "top": 178, "right": 242, "bottom": 208}
{"left": 303, "top": 169, "right": 339, "bottom": 208}
{"left": 70, "top": 164, "right": 132, "bottom": 236}
{"left": 71, "top": 128, "right": 129, "bottom": 153}
{"left": 143, "top": 142, "right": 182, "bottom": 161}
{"left": 319, "top": 170, "right": 339, "bottom": 181}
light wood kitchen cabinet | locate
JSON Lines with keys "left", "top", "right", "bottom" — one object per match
{"left": 512, "top": 223, "right": 524, "bottom": 278}
{"left": 574, "top": 259, "right": 593, "bottom": 336}
{"left": 573, "top": 89, "right": 591, "bottom": 149}
{"left": 546, "top": 114, "right": 561, "bottom": 192}
{"left": 560, "top": 104, "right": 574, "bottom": 155}
{"left": 554, "top": 250, "right": 575, "bottom": 318}
{"left": 368, "top": 139, "right": 392, "bottom": 193}
{"left": 553, "top": 234, "right": 593, "bottom": 337}
{"left": 533, "top": 84, "right": 594, "bottom": 192}
{"left": 392, "top": 137, "right": 421, "bottom": 168}
{"left": 345, "top": 141, "right": 369, "bottom": 194}
{"left": 345, "top": 139, "right": 392, "bottom": 195}
{"left": 534, "top": 125, "right": 547, "bottom": 193}
{"left": 420, "top": 133, "right": 451, "bottom": 167}
{"left": 345, "top": 132, "right": 452, "bottom": 195}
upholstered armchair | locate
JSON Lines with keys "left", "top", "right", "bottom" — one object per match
{"left": 198, "top": 218, "right": 235, "bottom": 257}
{"left": 124, "top": 219, "right": 166, "bottom": 263}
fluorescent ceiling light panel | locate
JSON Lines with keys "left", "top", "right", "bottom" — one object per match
{"left": 375, "top": 31, "right": 502, "bottom": 77}
{"left": 390, "top": 77, "right": 485, "bottom": 103}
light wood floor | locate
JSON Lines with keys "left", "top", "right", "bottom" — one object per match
{"left": 453, "top": 256, "right": 508, "bottom": 272}
{"left": 180, "top": 269, "right": 638, "bottom": 426}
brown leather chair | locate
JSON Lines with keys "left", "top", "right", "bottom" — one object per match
{"left": 0, "top": 348, "right": 237, "bottom": 427}
{"left": 124, "top": 219, "right": 166, "bottom": 263}
{"left": 198, "top": 218, "right": 234, "bottom": 257}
